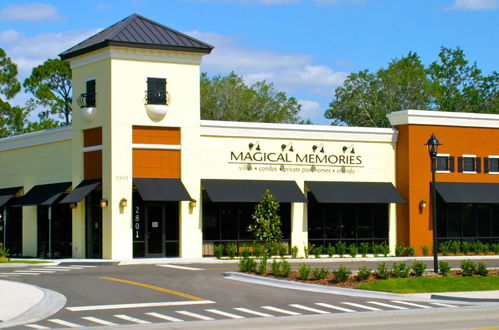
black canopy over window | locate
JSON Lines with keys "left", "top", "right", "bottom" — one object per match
{"left": 306, "top": 181, "right": 405, "bottom": 204}
{"left": 0, "top": 187, "right": 22, "bottom": 208}
{"left": 436, "top": 182, "right": 499, "bottom": 204}
{"left": 60, "top": 179, "right": 101, "bottom": 204}
{"left": 134, "top": 178, "right": 191, "bottom": 201}
{"left": 202, "top": 179, "right": 307, "bottom": 203}
{"left": 14, "top": 182, "right": 72, "bottom": 206}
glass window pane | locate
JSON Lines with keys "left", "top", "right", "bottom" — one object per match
{"left": 437, "top": 156, "right": 449, "bottom": 171}
{"left": 279, "top": 204, "right": 291, "bottom": 239}
{"left": 490, "top": 158, "right": 499, "bottom": 172}
{"left": 492, "top": 206, "right": 499, "bottom": 236}
{"left": 307, "top": 200, "right": 323, "bottom": 239}
{"left": 340, "top": 205, "right": 356, "bottom": 239}
{"left": 324, "top": 205, "right": 340, "bottom": 239}
{"left": 463, "top": 157, "right": 475, "bottom": 171}
{"left": 447, "top": 205, "right": 461, "bottom": 238}
{"left": 220, "top": 207, "right": 238, "bottom": 240}
{"left": 477, "top": 205, "right": 491, "bottom": 237}
{"left": 357, "top": 205, "right": 372, "bottom": 238}
{"left": 202, "top": 204, "right": 219, "bottom": 240}
{"left": 373, "top": 204, "right": 388, "bottom": 239}
{"left": 462, "top": 204, "right": 476, "bottom": 238}
{"left": 238, "top": 205, "right": 253, "bottom": 240}
{"left": 165, "top": 202, "right": 179, "bottom": 241}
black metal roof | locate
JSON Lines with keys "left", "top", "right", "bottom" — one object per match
{"left": 60, "top": 14, "right": 213, "bottom": 60}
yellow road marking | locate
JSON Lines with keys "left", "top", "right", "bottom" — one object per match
{"left": 99, "top": 277, "right": 204, "bottom": 301}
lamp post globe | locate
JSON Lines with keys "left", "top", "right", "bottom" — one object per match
{"left": 425, "top": 133, "right": 441, "bottom": 274}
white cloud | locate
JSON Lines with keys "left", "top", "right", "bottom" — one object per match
{"left": 450, "top": 0, "right": 499, "bottom": 10}
{"left": 3, "top": 29, "right": 100, "bottom": 77}
{"left": 0, "top": 30, "right": 22, "bottom": 43}
{"left": 298, "top": 99, "right": 322, "bottom": 121}
{"left": 188, "top": 30, "right": 348, "bottom": 94}
{"left": 0, "top": 3, "right": 63, "bottom": 23}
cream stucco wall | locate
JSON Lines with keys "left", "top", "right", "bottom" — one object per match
{"left": 0, "top": 128, "right": 72, "bottom": 256}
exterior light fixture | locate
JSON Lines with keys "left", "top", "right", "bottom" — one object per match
{"left": 100, "top": 199, "right": 108, "bottom": 208}
{"left": 69, "top": 202, "right": 77, "bottom": 209}
{"left": 425, "top": 133, "right": 441, "bottom": 274}
{"left": 312, "top": 143, "right": 324, "bottom": 153}
{"left": 248, "top": 141, "right": 261, "bottom": 151}
{"left": 281, "top": 142, "right": 294, "bottom": 152}
{"left": 419, "top": 200, "right": 427, "bottom": 210}
{"left": 189, "top": 199, "right": 197, "bottom": 208}
{"left": 119, "top": 198, "right": 128, "bottom": 208}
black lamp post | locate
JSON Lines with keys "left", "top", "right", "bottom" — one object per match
{"left": 425, "top": 134, "right": 441, "bottom": 274}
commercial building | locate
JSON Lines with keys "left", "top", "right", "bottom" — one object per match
{"left": 0, "top": 14, "right": 497, "bottom": 259}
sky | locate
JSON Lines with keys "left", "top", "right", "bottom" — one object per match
{"left": 0, "top": 0, "right": 497, "bottom": 125}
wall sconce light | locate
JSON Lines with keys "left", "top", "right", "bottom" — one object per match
{"left": 281, "top": 142, "right": 294, "bottom": 152}
{"left": 119, "top": 198, "right": 128, "bottom": 208}
{"left": 312, "top": 143, "right": 324, "bottom": 153}
{"left": 69, "top": 202, "right": 77, "bottom": 209}
{"left": 248, "top": 141, "right": 261, "bottom": 151}
{"left": 419, "top": 200, "right": 427, "bottom": 210}
{"left": 342, "top": 144, "right": 356, "bottom": 154}
{"left": 189, "top": 199, "right": 197, "bottom": 208}
{"left": 100, "top": 199, "right": 108, "bottom": 208}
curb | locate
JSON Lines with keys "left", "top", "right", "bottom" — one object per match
{"left": 430, "top": 294, "right": 499, "bottom": 303}
{"left": 0, "top": 284, "right": 66, "bottom": 329}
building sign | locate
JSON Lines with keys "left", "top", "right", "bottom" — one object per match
{"left": 229, "top": 141, "right": 364, "bottom": 174}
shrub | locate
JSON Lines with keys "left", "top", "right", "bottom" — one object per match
{"left": 333, "top": 266, "right": 351, "bottom": 283}
{"left": 291, "top": 245, "right": 299, "bottom": 258}
{"left": 214, "top": 244, "right": 224, "bottom": 259}
{"left": 395, "top": 245, "right": 406, "bottom": 257}
{"left": 391, "top": 262, "right": 410, "bottom": 278}
{"left": 278, "top": 244, "right": 288, "bottom": 258}
{"left": 421, "top": 245, "right": 429, "bottom": 256}
{"left": 471, "top": 241, "right": 484, "bottom": 254}
{"left": 312, "top": 267, "right": 329, "bottom": 280}
{"left": 254, "top": 243, "right": 265, "bottom": 258}
{"left": 313, "top": 245, "right": 323, "bottom": 258}
{"left": 327, "top": 244, "right": 336, "bottom": 258}
{"left": 357, "top": 266, "right": 371, "bottom": 282}
{"left": 257, "top": 258, "right": 267, "bottom": 274}
{"left": 412, "top": 261, "right": 427, "bottom": 277}
{"left": 376, "top": 262, "right": 390, "bottom": 280}
{"left": 298, "top": 263, "right": 311, "bottom": 280}
{"left": 304, "top": 244, "right": 312, "bottom": 259}
{"left": 476, "top": 262, "right": 488, "bottom": 276}
{"left": 271, "top": 259, "right": 280, "bottom": 275}
{"left": 240, "top": 245, "right": 251, "bottom": 258}
{"left": 492, "top": 243, "right": 499, "bottom": 255}
{"left": 0, "top": 243, "right": 8, "bottom": 258}
{"left": 225, "top": 243, "right": 237, "bottom": 259}
{"left": 348, "top": 244, "right": 358, "bottom": 258}
{"left": 450, "top": 240, "right": 461, "bottom": 255}
{"left": 439, "top": 241, "right": 450, "bottom": 256}
{"left": 483, "top": 243, "right": 491, "bottom": 254}
{"left": 406, "top": 246, "right": 415, "bottom": 257}
{"left": 461, "top": 260, "right": 476, "bottom": 276}
{"left": 373, "top": 243, "right": 383, "bottom": 257}
{"left": 279, "top": 259, "right": 291, "bottom": 277}
{"left": 238, "top": 257, "right": 256, "bottom": 272}
{"left": 439, "top": 261, "right": 451, "bottom": 276}
{"left": 336, "top": 241, "right": 347, "bottom": 257}
{"left": 381, "top": 242, "right": 390, "bottom": 257}
{"left": 461, "top": 242, "right": 471, "bottom": 255}
{"left": 359, "top": 242, "right": 370, "bottom": 257}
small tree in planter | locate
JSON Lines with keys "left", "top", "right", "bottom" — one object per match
{"left": 248, "top": 189, "right": 282, "bottom": 257}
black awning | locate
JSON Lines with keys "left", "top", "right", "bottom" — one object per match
{"left": 436, "top": 182, "right": 499, "bottom": 203}
{"left": 306, "top": 181, "right": 405, "bottom": 203}
{"left": 202, "top": 179, "right": 307, "bottom": 203}
{"left": 0, "top": 187, "right": 23, "bottom": 208}
{"left": 14, "top": 182, "right": 72, "bottom": 207}
{"left": 60, "top": 179, "right": 101, "bottom": 204}
{"left": 134, "top": 178, "right": 191, "bottom": 201}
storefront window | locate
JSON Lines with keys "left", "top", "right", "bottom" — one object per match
{"left": 3, "top": 205, "right": 22, "bottom": 256}
{"left": 37, "top": 204, "right": 72, "bottom": 258}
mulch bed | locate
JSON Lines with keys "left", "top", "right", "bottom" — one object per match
{"left": 254, "top": 269, "right": 499, "bottom": 289}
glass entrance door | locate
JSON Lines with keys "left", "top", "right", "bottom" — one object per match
{"left": 145, "top": 204, "right": 164, "bottom": 257}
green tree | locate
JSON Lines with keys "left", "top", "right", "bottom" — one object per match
{"left": 248, "top": 189, "right": 282, "bottom": 253}
{"left": 201, "top": 72, "right": 308, "bottom": 123}
{"left": 325, "top": 52, "right": 432, "bottom": 127}
{"left": 23, "top": 58, "right": 72, "bottom": 125}
{"left": 428, "top": 47, "right": 499, "bottom": 113}
{"left": 0, "top": 48, "right": 28, "bottom": 138}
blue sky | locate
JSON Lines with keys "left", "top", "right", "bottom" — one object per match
{"left": 0, "top": 0, "right": 497, "bottom": 124}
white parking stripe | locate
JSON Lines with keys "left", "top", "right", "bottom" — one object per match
{"left": 66, "top": 300, "right": 215, "bottom": 311}
{"left": 367, "top": 301, "right": 409, "bottom": 310}
{"left": 289, "top": 304, "right": 329, "bottom": 314}
{"left": 391, "top": 300, "right": 432, "bottom": 309}
{"left": 81, "top": 316, "right": 118, "bottom": 326}
{"left": 25, "top": 324, "right": 49, "bottom": 329}
{"left": 114, "top": 314, "right": 151, "bottom": 324}
{"left": 158, "top": 265, "right": 204, "bottom": 271}
{"left": 261, "top": 306, "right": 302, "bottom": 316}
{"left": 431, "top": 303, "right": 457, "bottom": 308}
{"left": 234, "top": 307, "right": 273, "bottom": 317}
{"left": 205, "top": 309, "right": 245, "bottom": 319}
{"left": 146, "top": 312, "right": 184, "bottom": 322}
{"left": 48, "top": 319, "right": 83, "bottom": 327}
{"left": 14, "top": 270, "right": 54, "bottom": 273}
{"left": 314, "top": 303, "right": 356, "bottom": 313}
{"left": 176, "top": 311, "right": 214, "bottom": 320}
{"left": 41, "top": 268, "right": 71, "bottom": 271}
{"left": 0, "top": 272, "right": 39, "bottom": 275}
{"left": 65, "top": 265, "right": 96, "bottom": 268}
{"left": 342, "top": 302, "right": 381, "bottom": 311}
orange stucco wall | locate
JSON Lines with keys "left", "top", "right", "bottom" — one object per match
{"left": 396, "top": 124, "right": 499, "bottom": 254}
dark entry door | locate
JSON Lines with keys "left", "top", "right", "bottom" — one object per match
{"left": 86, "top": 191, "right": 102, "bottom": 258}
{"left": 145, "top": 204, "right": 164, "bottom": 257}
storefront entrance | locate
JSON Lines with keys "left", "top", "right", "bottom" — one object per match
{"left": 145, "top": 204, "right": 165, "bottom": 257}
{"left": 85, "top": 190, "right": 102, "bottom": 258}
